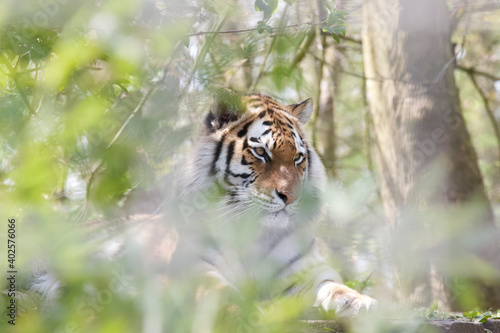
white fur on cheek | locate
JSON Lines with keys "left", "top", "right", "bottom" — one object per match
{"left": 306, "top": 147, "right": 326, "bottom": 194}
{"left": 179, "top": 135, "right": 221, "bottom": 197}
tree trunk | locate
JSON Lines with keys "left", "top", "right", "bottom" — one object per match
{"left": 362, "top": 0, "right": 500, "bottom": 310}
{"left": 318, "top": 41, "right": 340, "bottom": 177}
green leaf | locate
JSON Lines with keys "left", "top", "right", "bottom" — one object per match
{"left": 256, "top": 21, "right": 274, "bottom": 35}
{"left": 331, "top": 25, "right": 346, "bottom": 34}
{"left": 345, "top": 280, "right": 359, "bottom": 290}
{"left": 254, "top": 0, "right": 279, "bottom": 21}
{"left": 326, "top": 11, "right": 341, "bottom": 26}
{"left": 429, "top": 301, "right": 438, "bottom": 313}
{"left": 254, "top": 0, "right": 262, "bottom": 11}
{"left": 270, "top": 0, "right": 279, "bottom": 13}
{"left": 468, "top": 311, "right": 479, "bottom": 321}
{"left": 203, "top": 0, "right": 218, "bottom": 14}
{"left": 272, "top": 62, "right": 292, "bottom": 91}
{"left": 257, "top": 21, "right": 266, "bottom": 34}
{"left": 321, "top": 0, "right": 332, "bottom": 13}
{"left": 322, "top": 26, "right": 342, "bottom": 43}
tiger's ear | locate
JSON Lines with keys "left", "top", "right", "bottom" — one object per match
{"left": 288, "top": 98, "right": 313, "bottom": 124}
{"left": 207, "top": 89, "right": 245, "bottom": 131}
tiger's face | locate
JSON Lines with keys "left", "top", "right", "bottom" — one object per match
{"left": 204, "top": 93, "right": 316, "bottom": 218}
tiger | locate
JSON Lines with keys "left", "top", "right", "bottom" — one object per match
{"left": 177, "top": 90, "right": 377, "bottom": 317}
{"left": 25, "top": 91, "right": 377, "bottom": 319}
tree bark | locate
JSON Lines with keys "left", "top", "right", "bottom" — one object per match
{"left": 362, "top": 0, "right": 500, "bottom": 310}
{"left": 315, "top": 0, "right": 338, "bottom": 177}
{"left": 318, "top": 39, "right": 340, "bottom": 177}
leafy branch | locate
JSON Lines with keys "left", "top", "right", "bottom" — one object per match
{"left": 254, "top": 0, "right": 279, "bottom": 33}
{"left": 0, "top": 53, "right": 36, "bottom": 116}
{"left": 188, "top": 1, "right": 348, "bottom": 42}
{"left": 319, "top": 1, "right": 347, "bottom": 43}
{"left": 461, "top": 310, "right": 500, "bottom": 323}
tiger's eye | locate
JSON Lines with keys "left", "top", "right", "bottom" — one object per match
{"left": 255, "top": 147, "right": 265, "bottom": 155}
{"left": 294, "top": 153, "right": 302, "bottom": 160}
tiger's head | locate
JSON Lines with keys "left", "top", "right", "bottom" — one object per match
{"left": 184, "top": 91, "right": 325, "bottom": 227}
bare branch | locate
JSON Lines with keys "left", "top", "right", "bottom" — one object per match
{"left": 181, "top": 16, "right": 227, "bottom": 95}
{"left": 106, "top": 87, "right": 156, "bottom": 149}
{"left": 319, "top": 30, "right": 362, "bottom": 44}
{"left": 187, "top": 20, "right": 320, "bottom": 38}
{"left": 457, "top": 65, "right": 500, "bottom": 82}
{"left": 467, "top": 72, "right": 500, "bottom": 169}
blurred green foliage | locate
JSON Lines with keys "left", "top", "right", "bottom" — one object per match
{"left": 0, "top": 0, "right": 499, "bottom": 332}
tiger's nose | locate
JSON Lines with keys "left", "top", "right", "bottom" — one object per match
{"left": 276, "top": 189, "right": 295, "bottom": 204}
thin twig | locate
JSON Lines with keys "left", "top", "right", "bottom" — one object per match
{"left": 467, "top": 72, "right": 500, "bottom": 169}
{"left": 0, "top": 54, "right": 36, "bottom": 116}
{"left": 107, "top": 87, "right": 156, "bottom": 149}
{"left": 250, "top": 34, "right": 276, "bottom": 91}
{"left": 313, "top": 49, "right": 457, "bottom": 88}
{"left": 181, "top": 15, "right": 227, "bottom": 95}
{"left": 85, "top": 86, "right": 155, "bottom": 201}
{"left": 17, "top": 65, "right": 102, "bottom": 75}
{"left": 187, "top": 20, "right": 320, "bottom": 38}
{"left": 457, "top": 65, "right": 500, "bottom": 82}
{"left": 250, "top": 6, "right": 290, "bottom": 91}
{"left": 311, "top": 30, "right": 327, "bottom": 151}
{"left": 339, "top": 35, "right": 361, "bottom": 44}
{"left": 428, "top": 56, "right": 456, "bottom": 88}
{"left": 319, "top": 30, "right": 362, "bottom": 44}
{"left": 86, "top": 64, "right": 170, "bottom": 202}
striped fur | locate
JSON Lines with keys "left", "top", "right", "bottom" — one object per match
{"left": 180, "top": 93, "right": 377, "bottom": 317}
{"left": 26, "top": 94, "right": 376, "bottom": 317}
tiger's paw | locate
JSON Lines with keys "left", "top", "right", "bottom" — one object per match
{"left": 315, "top": 282, "right": 378, "bottom": 318}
